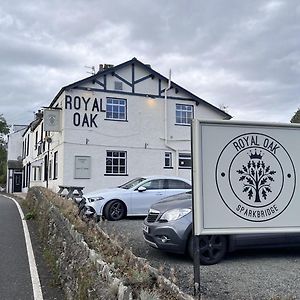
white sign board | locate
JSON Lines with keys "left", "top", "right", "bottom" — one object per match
{"left": 44, "top": 109, "right": 61, "bottom": 132}
{"left": 192, "top": 120, "right": 300, "bottom": 235}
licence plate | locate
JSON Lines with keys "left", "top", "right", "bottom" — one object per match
{"left": 143, "top": 224, "right": 149, "bottom": 233}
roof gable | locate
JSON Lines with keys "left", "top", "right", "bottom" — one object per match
{"left": 49, "top": 57, "right": 231, "bottom": 119}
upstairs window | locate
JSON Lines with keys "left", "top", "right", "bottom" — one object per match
{"left": 114, "top": 81, "right": 123, "bottom": 90}
{"left": 176, "top": 104, "right": 193, "bottom": 125}
{"left": 106, "top": 98, "right": 127, "bottom": 121}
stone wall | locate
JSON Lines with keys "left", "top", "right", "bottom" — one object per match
{"left": 25, "top": 187, "right": 194, "bottom": 300}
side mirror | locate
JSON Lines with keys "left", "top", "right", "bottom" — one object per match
{"left": 138, "top": 186, "right": 147, "bottom": 192}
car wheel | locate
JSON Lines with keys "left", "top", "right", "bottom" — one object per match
{"left": 188, "top": 235, "right": 227, "bottom": 265}
{"left": 104, "top": 200, "right": 126, "bottom": 221}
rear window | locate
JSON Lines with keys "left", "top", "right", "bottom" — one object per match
{"left": 165, "top": 179, "right": 191, "bottom": 189}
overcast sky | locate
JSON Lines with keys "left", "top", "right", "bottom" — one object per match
{"left": 1, "top": 0, "right": 300, "bottom": 126}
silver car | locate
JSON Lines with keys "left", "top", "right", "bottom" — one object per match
{"left": 143, "top": 191, "right": 300, "bottom": 264}
{"left": 83, "top": 176, "right": 191, "bottom": 221}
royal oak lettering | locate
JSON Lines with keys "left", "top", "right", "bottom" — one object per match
{"left": 65, "top": 95, "right": 101, "bottom": 128}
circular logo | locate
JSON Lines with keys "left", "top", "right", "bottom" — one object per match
{"left": 215, "top": 133, "right": 296, "bottom": 222}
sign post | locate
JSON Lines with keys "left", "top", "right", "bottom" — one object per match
{"left": 191, "top": 120, "right": 202, "bottom": 298}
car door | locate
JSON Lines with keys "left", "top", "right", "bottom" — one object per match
{"left": 129, "top": 179, "right": 166, "bottom": 215}
{"left": 164, "top": 179, "right": 191, "bottom": 198}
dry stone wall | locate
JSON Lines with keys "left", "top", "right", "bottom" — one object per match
{"left": 25, "top": 187, "right": 194, "bottom": 300}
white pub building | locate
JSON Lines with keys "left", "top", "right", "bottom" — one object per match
{"left": 8, "top": 58, "right": 231, "bottom": 194}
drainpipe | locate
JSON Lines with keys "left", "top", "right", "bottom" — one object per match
{"left": 164, "top": 69, "right": 179, "bottom": 176}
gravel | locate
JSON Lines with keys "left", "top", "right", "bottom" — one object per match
{"left": 97, "top": 217, "right": 300, "bottom": 300}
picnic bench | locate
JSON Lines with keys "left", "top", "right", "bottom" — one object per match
{"left": 57, "top": 185, "right": 85, "bottom": 200}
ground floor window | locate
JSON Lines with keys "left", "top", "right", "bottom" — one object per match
{"left": 49, "top": 159, "right": 52, "bottom": 180}
{"left": 164, "top": 152, "right": 173, "bottom": 168}
{"left": 54, "top": 151, "right": 58, "bottom": 179}
{"left": 106, "top": 151, "right": 127, "bottom": 175}
{"left": 178, "top": 153, "right": 191, "bottom": 169}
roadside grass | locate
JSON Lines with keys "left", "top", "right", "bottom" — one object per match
{"left": 24, "top": 187, "right": 188, "bottom": 300}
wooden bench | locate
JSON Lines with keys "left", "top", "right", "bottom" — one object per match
{"left": 58, "top": 185, "right": 85, "bottom": 200}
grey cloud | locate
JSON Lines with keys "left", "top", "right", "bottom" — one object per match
{"left": 1, "top": 0, "right": 300, "bottom": 125}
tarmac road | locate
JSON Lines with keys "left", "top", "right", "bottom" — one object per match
{"left": 0, "top": 194, "right": 64, "bottom": 300}
{"left": 0, "top": 194, "right": 36, "bottom": 299}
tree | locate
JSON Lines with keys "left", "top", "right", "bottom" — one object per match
{"left": 290, "top": 108, "right": 300, "bottom": 123}
{"left": 237, "top": 156, "right": 276, "bottom": 203}
{"left": 0, "top": 115, "right": 10, "bottom": 185}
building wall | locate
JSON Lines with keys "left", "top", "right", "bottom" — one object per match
{"left": 18, "top": 59, "right": 230, "bottom": 194}
{"left": 6, "top": 126, "right": 26, "bottom": 193}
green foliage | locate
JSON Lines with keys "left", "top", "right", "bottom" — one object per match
{"left": 24, "top": 211, "right": 36, "bottom": 220}
{"left": 290, "top": 108, "right": 300, "bottom": 123}
{"left": 0, "top": 115, "right": 9, "bottom": 185}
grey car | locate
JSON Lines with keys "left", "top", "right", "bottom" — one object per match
{"left": 143, "top": 191, "right": 300, "bottom": 265}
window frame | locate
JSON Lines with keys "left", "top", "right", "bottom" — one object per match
{"left": 178, "top": 153, "right": 192, "bottom": 169}
{"left": 105, "top": 97, "right": 127, "bottom": 121}
{"left": 175, "top": 103, "right": 194, "bottom": 125}
{"left": 53, "top": 151, "right": 58, "bottom": 180}
{"left": 105, "top": 150, "right": 127, "bottom": 176}
{"left": 164, "top": 152, "right": 173, "bottom": 169}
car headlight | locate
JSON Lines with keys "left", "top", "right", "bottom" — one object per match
{"left": 88, "top": 196, "right": 104, "bottom": 202}
{"left": 160, "top": 208, "right": 191, "bottom": 222}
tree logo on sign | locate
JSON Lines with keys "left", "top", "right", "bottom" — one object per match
{"left": 215, "top": 133, "right": 296, "bottom": 222}
{"left": 237, "top": 150, "right": 276, "bottom": 204}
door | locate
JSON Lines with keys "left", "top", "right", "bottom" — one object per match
{"left": 130, "top": 179, "right": 166, "bottom": 214}
{"left": 13, "top": 173, "right": 22, "bottom": 192}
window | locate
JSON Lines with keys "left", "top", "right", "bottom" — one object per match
{"left": 165, "top": 179, "right": 191, "bottom": 189}
{"left": 74, "top": 156, "right": 90, "bottom": 179}
{"left": 164, "top": 152, "right": 173, "bottom": 168}
{"left": 114, "top": 81, "right": 123, "bottom": 90}
{"left": 26, "top": 135, "right": 30, "bottom": 156}
{"left": 179, "top": 153, "right": 191, "bottom": 169}
{"left": 141, "top": 179, "right": 165, "bottom": 190}
{"left": 33, "top": 167, "right": 37, "bottom": 181}
{"left": 40, "top": 123, "right": 44, "bottom": 142}
{"left": 49, "top": 159, "right": 52, "bottom": 180}
{"left": 53, "top": 151, "right": 58, "bottom": 179}
{"left": 106, "top": 151, "right": 127, "bottom": 175}
{"left": 176, "top": 104, "right": 193, "bottom": 125}
{"left": 106, "top": 98, "right": 127, "bottom": 120}
{"left": 35, "top": 131, "right": 38, "bottom": 150}
{"left": 44, "top": 155, "right": 48, "bottom": 181}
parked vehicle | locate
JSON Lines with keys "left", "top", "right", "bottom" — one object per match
{"left": 83, "top": 176, "right": 191, "bottom": 221}
{"left": 143, "top": 191, "right": 300, "bottom": 265}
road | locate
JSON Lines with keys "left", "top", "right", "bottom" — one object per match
{"left": 0, "top": 194, "right": 64, "bottom": 300}
{"left": 0, "top": 194, "right": 38, "bottom": 299}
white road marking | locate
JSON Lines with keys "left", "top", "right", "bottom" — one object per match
{"left": 4, "top": 195, "right": 43, "bottom": 300}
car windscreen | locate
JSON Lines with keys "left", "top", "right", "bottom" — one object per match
{"left": 119, "top": 177, "right": 146, "bottom": 189}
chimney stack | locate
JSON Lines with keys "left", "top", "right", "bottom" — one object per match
{"left": 35, "top": 110, "right": 43, "bottom": 120}
{"left": 98, "top": 64, "right": 114, "bottom": 73}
